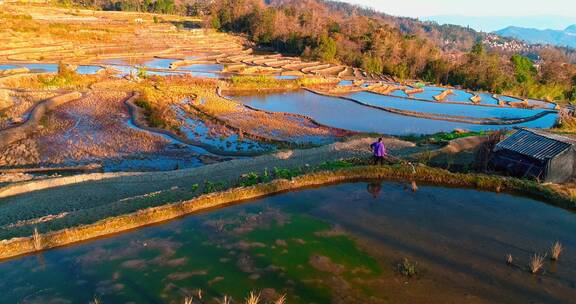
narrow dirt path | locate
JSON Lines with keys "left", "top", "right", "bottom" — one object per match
{"left": 0, "top": 138, "right": 415, "bottom": 238}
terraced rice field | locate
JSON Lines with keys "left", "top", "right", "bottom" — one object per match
{"left": 0, "top": 181, "right": 574, "bottom": 303}
{"left": 232, "top": 90, "right": 558, "bottom": 135}
{"left": 0, "top": 4, "right": 574, "bottom": 304}
{"left": 348, "top": 92, "right": 552, "bottom": 119}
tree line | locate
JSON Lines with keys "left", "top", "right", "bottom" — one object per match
{"left": 64, "top": 0, "right": 576, "bottom": 102}
{"left": 208, "top": 0, "right": 576, "bottom": 102}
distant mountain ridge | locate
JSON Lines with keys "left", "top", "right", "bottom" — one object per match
{"left": 494, "top": 25, "right": 576, "bottom": 48}
{"left": 425, "top": 15, "right": 576, "bottom": 32}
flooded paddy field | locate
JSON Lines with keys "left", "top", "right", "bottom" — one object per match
{"left": 410, "top": 85, "right": 443, "bottom": 100}
{"left": 233, "top": 90, "right": 558, "bottom": 135}
{"left": 175, "top": 105, "right": 275, "bottom": 154}
{"left": 364, "top": 84, "right": 556, "bottom": 109}
{"left": 178, "top": 63, "right": 224, "bottom": 72}
{"left": 348, "top": 92, "right": 551, "bottom": 119}
{"left": 0, "top": 90, "right": 217, "bottom": 172}
{"left": 0, "top": 181, "right": 573, "bottom": 303}
{"left": 104, "top": 61, "right": 225, "bottom": 79}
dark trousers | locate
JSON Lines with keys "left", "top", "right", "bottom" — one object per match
{"left": 373, "top": 156, "right": 384, "bottom": 165}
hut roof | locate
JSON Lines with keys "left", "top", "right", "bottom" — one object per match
{"left": 494, "top": 128, "right": 575, "bottom": 161}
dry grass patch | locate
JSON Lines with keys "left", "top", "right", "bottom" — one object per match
{"left": 550, "top": 241, "right": 563, "bottom": 261}
{"left": 529, "top": 253, "right": 546, "bottom": 274}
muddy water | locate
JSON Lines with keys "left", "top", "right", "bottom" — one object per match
{"left": 0, "top": 182, "right": 573, "bottom": 303}
{"left": 233, "top": 90, "right": 557, "bottom": 135}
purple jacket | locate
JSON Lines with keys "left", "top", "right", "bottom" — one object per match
{"left": 371, "top": 141, "right": 386, "bottom": 157}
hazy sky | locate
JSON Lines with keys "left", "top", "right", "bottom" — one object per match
{"left": 342, "top": 0, "right": 575, "bottom": 18}
{"left": 341, "top": 0, "right": 576, "bottom": 31}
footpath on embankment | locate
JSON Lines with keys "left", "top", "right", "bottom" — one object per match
{"left": 0, "top": 137, "right": 415, "bottom": 200}
{"left": 0, "top": 137, "right": 417, "bottom": 248}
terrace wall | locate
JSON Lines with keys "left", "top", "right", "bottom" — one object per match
{"left": 0, "top": 165, "right": 573, "bottom": 260}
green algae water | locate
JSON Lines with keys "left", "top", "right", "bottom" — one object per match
{"left": 0, "top": 182, "right": 575, "bottom": 303}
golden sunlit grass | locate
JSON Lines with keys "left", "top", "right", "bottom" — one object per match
{"left": 226, "top": 75, "right": 337, "bottom": 91}
{"left": 411, "top": 180, "right": 418, "bottom": 192}
{"left": 529, "top": 253, "right": 546, "bottom": 274}
{"left": 218, "top": 295, "right": 231, "bottom": 304}
{"left": 245, "top": 291, "right": 261, "bottom": 304}
{"left": 275, "top": 294, "right": 287, "bottom": 304}
{"left": 550, "top": 241, "right": 563, "bottom": 261}
{"left": 1, "top": 69, "right": 100, "bottom": 90}
{"left": 434, "top": 89, "right": 453, "bottom": 101}
{"left": 0, "top": 4, "right": 238, "bottom": 63}
{"left": 553, "top": 110, "right": 576, "bottom": 133}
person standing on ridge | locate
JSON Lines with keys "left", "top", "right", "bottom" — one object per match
{"left": 370, "top": 138, "right": 387, "bottom": 165}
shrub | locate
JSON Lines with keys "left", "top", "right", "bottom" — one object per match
{"left": 529, "top": 253, "right": 546, "bottom": 274}
{"left": 239, "top": 172, "right": 260, "bottom": 187}
{"left": 317, "top": 160, "right": 353, "bottom": 170}
{"left": 203, "top": 180, "right": 226, "bottom": 193}
{"left": 134, "top": 98, "right": 167, "bottom": 128}
{"left": 273, "top": 167, "right": 302, "bottom": 180}
{"left": 137, "top": 67, "right": 148, "bottom": 79}
{"left": 397, "top": 258, "right": 417, "bottom": 277}
{"left": 550, "top": 241, "right": 563, "bottom": 261}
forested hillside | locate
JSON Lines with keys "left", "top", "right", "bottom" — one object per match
{"left": 61, "top": 0, "right": 576, "bottom": 102}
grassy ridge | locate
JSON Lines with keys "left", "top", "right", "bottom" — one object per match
{"left": 228, "top": 75, "right": 338, "bottom": 91}
{"left": 0, "top": 162, "right": 573, "bottom": 260}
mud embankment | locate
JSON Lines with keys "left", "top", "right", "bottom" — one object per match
{"left": 434, "top": 89, "right": 453, "bottom": 101}
{"left": 0, "top": 164, "right": 572, "bottom": 261}
{"left": 0, "top": 67, "right": 29, "bottom": 76}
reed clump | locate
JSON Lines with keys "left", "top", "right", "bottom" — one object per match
{"left": 397, "top": 258, "right": 418, "bottom": 277}
{"left": 550, "top": 241, "right": 563, "bottom": 261}
{"left": 245, "top": 292, "right": 261, "bottom": 304}
{"left": 32, "top": 227, "right": 42, "bottom": 251}
{"left": 529, "top": 253, "right": 546, "bottom": 274}
{"left": 506, "top": 253, "right": 513, "bottom": 265}
{"left": 274, "top": 294, "right": 286, "bottom": 304}
{"left": 90, "top": 296, "right": 102, "bottom": 304}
